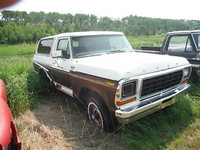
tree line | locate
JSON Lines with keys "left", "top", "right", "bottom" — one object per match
{"left": 0, "top": 10, "right": 200, "bottom": 44}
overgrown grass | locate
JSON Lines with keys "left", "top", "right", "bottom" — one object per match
{"left": 0, "top": 43, "right": 48, "bottom": 116}
{"left": 123, "top": 93, "right": 200, "bottom": 149}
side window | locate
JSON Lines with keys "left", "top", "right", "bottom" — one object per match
{"left": 57, "top": 38, "right": 70, "bottom": 59}
{"left": 38, "top": 38, "right": 53, "bottom": 54}
{"left": 167, "top": 35, "right": 194, "bottom": 52}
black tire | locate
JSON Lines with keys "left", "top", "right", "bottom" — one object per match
{"left": 86, "top": 93, "right": 116, "bottom": 132}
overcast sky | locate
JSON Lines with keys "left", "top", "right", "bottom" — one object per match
{"left": 2, "top": 0, "right": 200, "bottom": 20}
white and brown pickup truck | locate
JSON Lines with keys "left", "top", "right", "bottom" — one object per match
{"left": 33, "top": 31, "right": 191, "bottom": 131}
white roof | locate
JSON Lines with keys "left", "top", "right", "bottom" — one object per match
{"left": 41, "top": 31, "right": 124, "bottom": 40}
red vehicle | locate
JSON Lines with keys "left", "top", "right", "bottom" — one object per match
{"left": 0, "top": 79, "right": 21, "bottom": 150}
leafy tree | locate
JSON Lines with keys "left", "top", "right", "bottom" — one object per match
{"left": 0, "top": 10, "right": 200, "bottom": 44}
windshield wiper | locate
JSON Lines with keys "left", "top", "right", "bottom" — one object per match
{"left": 75, "top": 52, "right": 106, "bottom": 58}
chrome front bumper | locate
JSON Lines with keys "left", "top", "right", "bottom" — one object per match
{"left": 115, "top": 83, "right": 190, "bottom": 124}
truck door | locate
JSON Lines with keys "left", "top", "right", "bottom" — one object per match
{"left": 164, "top": 35, "right": 197, "bottom": 62}
{"left": 51, "top": 37, "right": 72, "bottom": 88}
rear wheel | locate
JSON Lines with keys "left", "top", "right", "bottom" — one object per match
{"left": 86, "top": 93, "right": 116, "bottom": 132}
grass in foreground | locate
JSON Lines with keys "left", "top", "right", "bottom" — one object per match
{"left": 123, "top": 93, "right": 200, "bottom": 149}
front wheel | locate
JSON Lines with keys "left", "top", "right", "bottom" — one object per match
{"left": 86, "top": 93, "right": 116, "bottom": 132}
{"left": 88, "top": 101, "right": 104, "bottom": 129}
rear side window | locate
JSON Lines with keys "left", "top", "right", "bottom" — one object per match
{"left": 38, "top": 38, "right": 53, "bottom": 54}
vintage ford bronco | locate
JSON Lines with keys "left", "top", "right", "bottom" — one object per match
{"left": 33, "top": 31, "right": 191, "bottom": 131}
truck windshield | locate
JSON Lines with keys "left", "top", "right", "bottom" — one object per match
{"left": 193, "top": 33, "right": 200, "bottom": 51}
{"left": 71, "top": 35, "right": 134, "bottom": 58}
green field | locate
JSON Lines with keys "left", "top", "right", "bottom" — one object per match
{"left": 0, "top": 37, "right": 200, "bottom": 149}
{"left": 127, "top": 35, "right": 165, "bottom": 49}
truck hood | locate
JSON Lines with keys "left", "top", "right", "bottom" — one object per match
{"left": 73, "top": 51, "right": 189, "bottom": 81}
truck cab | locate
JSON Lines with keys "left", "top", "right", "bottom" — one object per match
{"left": 160, "top": 30, "right": 200, "bottom": 68}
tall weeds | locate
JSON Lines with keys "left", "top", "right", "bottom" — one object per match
{"left": 0, "top": 44, "right": 48, "bottom": 116}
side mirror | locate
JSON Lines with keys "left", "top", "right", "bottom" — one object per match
{"left": 52, "top": 50, "right": 62, "bottom": 58}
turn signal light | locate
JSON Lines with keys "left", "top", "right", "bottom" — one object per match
{"left": 116, "top": 97, "right": 136, "bottom": 106}
{"left": 106, "top": 81, "right": 115, "bottom": 87}
{"left": 180, "top": 79, "right": 188, "bottom": 84}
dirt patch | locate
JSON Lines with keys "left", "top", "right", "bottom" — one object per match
{"left": 15, "top": 94, "right": 129, "bottom": 150}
